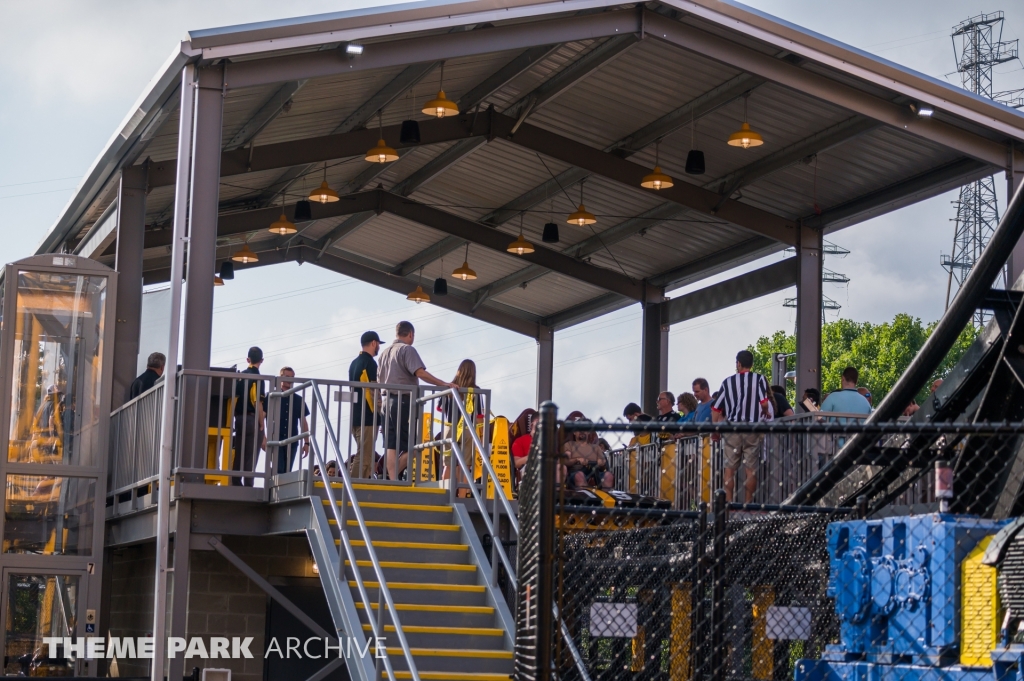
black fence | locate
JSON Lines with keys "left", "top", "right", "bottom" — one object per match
{"left": 514, "top": 409, "right": 1024, "bottom": 681}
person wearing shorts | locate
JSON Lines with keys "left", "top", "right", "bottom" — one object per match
{"left": 712, "top": 350, "right": 771, "bottom": 503}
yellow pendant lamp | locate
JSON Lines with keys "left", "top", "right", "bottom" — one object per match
{"left": 268, "top": 196, "right": 297, "bottom": 235}
{"left": 422, "top": 63, "right": 459, "bottom": 118}
{"left": 566, "top": 181, "right": 597, "bottom": 226}
{"left": 407, "top": 268, "right": 431, "bottom": 304}
{"left": 309, "top": 163, "right": 340, "bottom": 203}
{"left": 232, "top": 243, "right": 259, "bottom": 264}
{"left": 406, "top": 284, "right": 431, "bottom": 304}
{"left": 507, "top": 214, "right": 535, "bottom": 255}
{"left": 727, "top": 95, "right": 764, "bottom": 149}
{"left": 452, "top": 243, "right": 477, "bottom": 281}
{"left": 365, "top": 111, "right": 399, "bottom": 163}
{"left": 641, "top": 141, "right": 674, "bottom": 190}
{"left": 214, "top": 275, "right": 225, "bottom": 287}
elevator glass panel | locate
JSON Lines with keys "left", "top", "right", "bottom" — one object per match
{"left": 3, "top": 573, "right": 79, "bottom": 676}
{"left": 7, "top": 271, "right": 107, "bottom": 467}
{"left": 3, "top": 475, "right": 96, "bottom": 555}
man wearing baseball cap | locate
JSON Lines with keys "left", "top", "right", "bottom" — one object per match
{"left": 232, "top": 346, "right": 266, "bottom": 486}
{"left": 348, "top": 332, "right": 384, "bottom": 479}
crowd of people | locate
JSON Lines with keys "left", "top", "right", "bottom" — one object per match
{"left": 127, "top": 334, "right": 889, "bottom": 501}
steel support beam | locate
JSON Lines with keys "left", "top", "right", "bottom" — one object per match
{"left": 167, "top": 499, "right": 192, "bottom": 681}
{"left": 182, "top": 65, "right": 225, "bottom": 373}
{"left": 643, "top": 10, "right": 1015, "bottom": 169}
{"left": 224, "top": 80, "right": 305, "bottom": 150}
{"left": 661, "top": 258, "right": 797, "bottom": 326}
{"left": 112, "top": 163, "right": 148, "bottom": 408}
{"left": 215, "top": 9, "right": 641, "bottom": 89}
{"left": 707, "top": 117, "right": 880, "bottom": 203}
{"left": 381, "top": 192, "right": 642, "bottom": 300}
{"left": 376, "top": 35, "right": 639, "bottom": 274}
{"left": 641, "top": 291, "right": 669, "bottom": 415}
{"left": 505, "top": 118, "right": 798, "bottom": 244}
{"left": 420, "top": 73, "right": 762, "bottom": 290}
{"left": 795, "top": 225, "right": 823, "bottom": 398}
{"left": 537, "top": 326, "right": 554, "bottom": 404}
{"left": 804, "top": 157, "right": 991, "bottom": 231}
{"left": 1005, "top": 144, "right": 1024, "bottom": 284}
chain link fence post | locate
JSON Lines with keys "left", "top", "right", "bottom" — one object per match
{"left": 536, "top": 401, "right": 558, "bottom": 681}
{"left": 711, "top": 489, "right": 727, "bottom": 681}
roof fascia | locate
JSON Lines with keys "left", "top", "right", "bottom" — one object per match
{"left": 194, "top": 0, "right": 625, "bottom": 61}
{"left": 662, "top": 0, "right": 1024, "bottom": 144}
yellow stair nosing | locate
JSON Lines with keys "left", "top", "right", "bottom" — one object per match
{"left": 355, "top": 603, "right": 494, "bottom": 613}
{"left": 362, "top": 624, "right": 504, "bottom": 636}
{"left": 345, "top": 560, "right": 476, "bottom": 571}
{"left": 340, "top": 520, "right": 460, "bottom": 531}
{"left": 324, "top": 500, "right": 452, "bottom": 512}
{"left": 350, "top": 540, "right": 468, "bottom": 551}
{"left": 316, "top": 481, "right": 447, "bottom": 494}
{"left": 351, "top": 581, "right": 486, "bottom": 592}
{"left": 373, "top": 648, "right": 512, "bottom": 659}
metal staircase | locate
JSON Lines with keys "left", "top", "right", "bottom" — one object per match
{"left": 288, "top": 381, "right": 515, "bottom": 681}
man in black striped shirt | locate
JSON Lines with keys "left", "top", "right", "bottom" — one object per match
{"left": 712, "top": 350, "right": 771, "bottom": 503}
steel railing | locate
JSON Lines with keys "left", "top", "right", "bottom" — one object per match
{"left": 295, "top": 379, "right": 420, "bottom": 681}
{"left": 108, "top": 382, "right": 164, "bottom": 502}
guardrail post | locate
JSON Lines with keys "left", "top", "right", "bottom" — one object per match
{"left": 693, "top": 501, "right": 709, "bottom": 681}
{"left": 537, "top": 401, "right": 558, "bottom": 681}
{"left": 711, "top": 489, "right": 727, "bottom": 681}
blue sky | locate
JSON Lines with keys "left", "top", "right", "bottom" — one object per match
{"left": 1, "top": 0, "right": 1022, "bottom": 430}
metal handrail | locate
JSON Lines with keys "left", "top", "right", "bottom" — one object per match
{"left": 296, "top": 380, "right": 421, "bottom": 681}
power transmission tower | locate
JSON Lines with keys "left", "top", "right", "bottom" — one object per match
{"left": 784, "top": 240, "right": 849, "bottom": 321}
{"left": 942, "top": 12, "right": 1020, "bottom": 325}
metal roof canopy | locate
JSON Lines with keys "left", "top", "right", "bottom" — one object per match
{"left": 40, "top": 0, "right": 1024, "bottom": 342}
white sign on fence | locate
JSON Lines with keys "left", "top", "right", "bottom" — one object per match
{"left": 589, "top": 603, "right": 637, "bottom": 638}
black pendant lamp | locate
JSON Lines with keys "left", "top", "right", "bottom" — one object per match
{"left": 219, "top": 260, "right": 235, "bottom": 280}
{"left": 432, "top": 251, "right": 448, "bottom": 295}
{"left": 400, "top": 91, "right": 421, "bottom": 145}
{"left": 293, "top": 199, "right": 313, "bottom": 222}
{"left": 542, "top": 198, "right": 559, "bottom": 243}
{"left": 685, "top": 108, "right": 706, "bottom": 175}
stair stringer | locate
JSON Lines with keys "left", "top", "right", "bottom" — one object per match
{"left": 306, "top": 496, "right": 377, "bottom": 681}
{"left": 453, "top": 504, "right": 516, "bottom": 649}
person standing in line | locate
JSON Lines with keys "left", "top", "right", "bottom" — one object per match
{"left": 232, "top": 347, "right": 267, "bottom": 487}
{"left": 440, "top": 359, "right": 483, "bottom": 496}
{"left": 677, "top": 393, "right": 699, "bottom": 422}
{"left": 275, "top": 367, "right": 310, "bottom": 475}
{"left": 712, "top": 350, "right": 771, "bottom": 503}
{"left": 377, "top": 321, "right": 456, "bottom": 481}
{"left": 130, "top": 352, "right": 165, "bottom": 399}
{"left": 691, "top": 378, "right": 714, "bottom": 423}
{"left": 771, "top": 385, "right": 795, "bottom": 417}
{"left": 349, "top": 331, "right": 384, "bottom": 479}
{"left": 821, "top": 367, "right": 872, "bottom": 415}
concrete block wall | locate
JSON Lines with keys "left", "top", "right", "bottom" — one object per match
{"left": 186, "top": 535, "right": 317, "bottom": 681}
{"left": 108, "top": 543, "right": 156, "bottom": 678}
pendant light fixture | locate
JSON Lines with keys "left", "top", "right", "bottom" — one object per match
{"left": 542, "top": 197, "right": 559, "bottom": 243}
{"left": 567, "top": 180, "right": 597, "bottom": 226}
{"left": 400, "top": 92, "right": 421, "bottom": 145}
{"left": 685, "top": 107, "right": 706, "bottom": 175}
{"left": 268, "top": 194, "right": 297, "bottom": 235}
{"left": 293, "top": 199, "right": 313, "bottom": 222}
{"left": 214, "top": 274, "right": 225, "bottom": 287}
{"left": 232, "top": 242, "right": 259, "bottom": 264}
{"left": 219, "top": 260, "right": 235, "bottom": 280}
{"left": 309, "top": 163, "right": 340, "bottom": 203}
{"left": 365, "top": 111, "right": 399, "bottom": 163}
{"left": 727, "top": 94, "right": 764, "bottom": 149}
{"left": 507, "top": 213, "right": 535, "bottom": 255}
{"left": 407, "top": 269, "right": 431, "bottom": 304}
{"left": 452, "top": 243, "right": 477, "bottom": 281}
{"left": 433, "top": 249, "right": 448, "bottom": 295}
{"left": 641, "top": 141, "right": 674, "bottom": 190}
{"left": 422, "top": 62, "right": 459, "bottom": 118}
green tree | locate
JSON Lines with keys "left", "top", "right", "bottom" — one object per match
{"left": 749, "top": 314, "right": 980, "bottom": 407}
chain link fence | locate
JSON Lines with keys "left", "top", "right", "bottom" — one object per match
{"left": 514, "top": 412, "right": 1024, "bottom": 681}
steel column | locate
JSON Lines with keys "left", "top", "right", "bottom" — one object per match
{"left": 537, "top": 326, "right": 554, "bottom": 404}
{"left": 795, "top": 225, "right": 823, "bottom": 399}
{"left": 182, "top": 65, "right": 225, "bottom": 373}
{"left": 167, "top": 499, "right": 192, "bottom": 681}
{"left": 1006, "top": 144, "right": 1024, "bottom": 285}
{"left": 112, "top": 163, "right": 148, "bottom": 408}
{"left": 641, "top": 291, "right": 668, "bottom": 415}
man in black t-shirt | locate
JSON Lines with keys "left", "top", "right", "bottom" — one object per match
{"left": 275, "top": 367, "right": 310, "bottom": 475}
{"left": 129, "top": 352, "right": 165, "bottom": 399}
{"left": 348, "top": 331, "right": 383, "bottom": 479}
{"left": 232, "top": 347, "right": 266, "bottom": 487}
